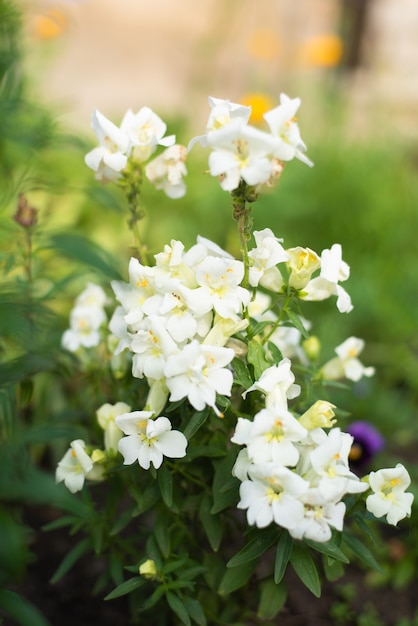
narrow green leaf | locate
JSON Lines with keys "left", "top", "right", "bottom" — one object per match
{"left": 247, "top": 339, "right": 271, "bottom": 379}
{"left": 257, "top": 579, "right": 287, "bottom": 620}
{"left": 322, "top": 556, "right": 345, "bottom": 582}
{"left": 274, "top": 530, "right": 293, "bottom": 584}
{"left": 290, "top": 543, "right": 321, "bottom": 597}
{"left": 166, "top": 591, "right": 191, "bottom": 626}
{"left": 183, "top": 597, "right": 207, "bottom": 626}
{"left": 154, "top": 514, "right": 171, "bottom": 558}
{"left": 0, "top": 590, "right": 51, "bottom": 626}
{"left": 227, "top": 528, "right": 279, "bottom": 568}
{"left": 305, "top": 539, "right": 349, "bottom": 564}
{"left": 104, "top": 576, "right": 146, "bottom": 600}
{"left": 231, "top": 357, "right": 253, "bottom": 389}
{"left": 267, "top": 341, "right": 283, "bottom": 364}
{"left": 182, "top": 409, "right": 209, "bottom": 440}
{"left": 199, "top": 493, "right": 223, "bottom": 551}
{"left": 218, "top": 560, "right": 255, "bottom": 595}
{"left": 342, "top": 533, "right": 384, "bottom": 573}
{"left": 211, "top": 449, "right": 239, "bottom": 514}
{"left": 157, "top": 464, "right": 173, "bottom": 508}
{"left": 49, "top": 232, "right": 122, "bottom": 279}
{"left": 285, "top": 310, "right": 309, "bottom": 339}
{"left": 50, "top": 537, "right": 91, "bottom": 584}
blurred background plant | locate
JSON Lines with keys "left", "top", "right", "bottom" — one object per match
{"left": 1, "top": 0, "right": 418, "bottom": 624}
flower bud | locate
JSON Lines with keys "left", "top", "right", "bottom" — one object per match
{"left": 139, "top": 559, "right": 158, "bottom": 580}
{"left": 13, "top": 194, "right": 38, "bottom": 229}
{"left": 302, "top": 335, "right": 321, "bottom": 361}
{"left": 299, "top": 400, "right": 336, "bottom": 430}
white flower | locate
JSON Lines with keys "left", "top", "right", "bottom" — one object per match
{"left": 263, "top": 93, "right": 313, "bottom": 166}
{"left": 56, "top": 439, "right": 94, "bottom": 493}
{"left": 164, "top": 340, "right": 234, "bottom": 414}
{"left": 111, "top": 257, "right": 159, "bottom": 329}
{"left": 96, "top": 402, "right": 131, "bottom": 453}
{"left": 232, "top": 408, "right": 307, "bottom": 467}
{"left": 321, "top": 336, "right": 375, "bottom": 382}
{"left": 116, "top": 411, "right": 187, "bottom": 470}
{"left": 120, "top": 106, "right": 175, "bottom": 162}
{"left": 131, "top": 316, "right": 179, "bottom": 380}
{"left": 301, "top": 244, "right": 353, "bottom": 313}
{"left": 188, "top": 96, "right": 251, "bottom": 150}
{"left": 248, "top": 228, "right": 289, "bottom": 287}
{"left": 75, "top": 283, "right": 109, "bottom": 309}
{"left": 62, "top": 305, "right": 107, "bottom": 352}
{"left": 84, "top": 109, "right": 129, "bottom": 181}
{"left": 298, "top": 400, "right": 337, "bottom": 431}
{"left": 237, "top": 464, "right": 308, "bottom": 529}
{"left": 207, "top": 120, "right": 278, "bottom": 191}
{"left": 189, "top": 256, "right": 250, "bottom": 318}
{"left": 244, "top": 358, "right": 301, "bottom": 411}
{"left": 290, "top": 488, "right": 346, "bottom": 542}
{"left": 145, "top": 144, "right": 187, "bottom": 199}
{"left": 366, "top": 464, "right": 414, "bottom": 525}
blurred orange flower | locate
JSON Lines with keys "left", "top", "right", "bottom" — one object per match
{"left": 32, "top": 9, "right": 67, "bottom": 40}
{"left": 240, "top": 93, "right": 275, "bottom": 124}
{"left": 299, "top": 34, "right": 343, "bottom": 68}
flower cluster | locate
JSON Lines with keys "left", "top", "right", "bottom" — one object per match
{"left": 57, "top": 92, "right": 413, "bottom": 581}
{"left": 189, "top": 93, "right": 313, "bottom": 191}
{"left": 84, "top": 107, "right": 187, "bottom": 198}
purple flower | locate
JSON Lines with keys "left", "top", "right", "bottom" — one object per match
{"left": 347, "top": 421, "right": 385, "bottom": 469}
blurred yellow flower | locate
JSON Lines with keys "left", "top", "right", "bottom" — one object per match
{"left": 299, "top": 34, "right": 343, "bottom": 68}
{"left": 32, "top": 9, "right": 67, "bottom": 40}
{"left": 240, "top": 93, "right": 274, "bottom": 124}
{"left": 248, "top": 29, "right": 280, "bottom": 60}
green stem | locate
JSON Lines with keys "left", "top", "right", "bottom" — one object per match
{"left": 120, "top": 160, "right": 149, "bottom": 264}
{"left": 231, "top": 180, "right": 256, "bottom": 289}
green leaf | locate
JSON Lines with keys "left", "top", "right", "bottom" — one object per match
{"left": 257, "top": 579, "right": 287, "bottom": 620}
{"left": 247, "top": 339, "right": 271, "bottom": 379}
{"left": 198, "top": 494, "right": 223, "bottom": 551}
{"left": 218, "top": 560, "right": 255, "bottom": 595}
{"left": 104, "top": 576, "right": 146, "bottom": 600}
{"left": 211, "top": 449, "right": 239, "bottom": 514}
{"left": 322, "top": 556, "right": 345, "bottom": 582}
{"left": 0, "top": 590, "right": 51, "bottom": 626}
{"left": 231, "top": 357, "right": 253, "bottom": 389}
{"left": 154, "top": 513, "right": 171, "bottom": 558}
{"left": 305, "top": 539, "right": 349, "bottom": 564}
{"left": 285, "top": 309, "right": 309, "bottom": 339}
{"left": 166, "top": 591, "right": 191, "bottom": 626}
{"left": 182, "top": 409, "right": 209, "bottom": 440}
{"left": 50, "top": 537, "right": 91, "bottom": 584}
{"left": 227, "top": 528, "right": 279, "bottom": 568}
{"left": 342, "top": 533, "right": 384, "bottom": 573}
{"left": 48, "top": 232, "right": 122, "bottom": 279}
{"left": 183, "top": 597, "right": 207, "bottom": 626}
{"left": 267, "top": 341, "right": 283, "bottom": 364}
{"left": 274, "top": 530, "right": 293, "bottom": 584}
{"left": 290, "top": 543, "right": 321, "bottom": 597}
{"left": 157, "top": 464, "right": 173, "bottom": 508}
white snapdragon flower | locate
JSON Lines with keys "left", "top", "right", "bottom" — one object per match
{"left": 207, "top": 120, "right": 278, "bottom": 191}
{"left": 301, "top": 244, "right": 353, "bottom": 313}
{"left": 62, "top": 305, "right": 107, "bottom": 352}
{"left": 111, "top": 257, "right": 160, "bottom": 329}
{"left": 96, "top": 402, "right": 131, "bottom": 454}
{"left": 116, "top": 411, "right": 187, "bottom": 470}
{"left": 188, "top": 96, "right": 251, "bottom": 150}
{"left": 56, "top": 439, "right": 94, "bottom": 493}
{"left": 75, "top": 282, "right": 109, "bottom": 309}
{"left": 263, "top": 93, "right": 313, "bottom": 167}
{"left": 145, "top": 144, "right": 187, "bottom": 199}
{"left": 366, "top": 464, "right": 414, "bottom": 526}
{"left": 290, "top": 487, "right": 346, "bottom": 543}
{"left": 84, "top": 109, "right": 129, "bottom": 181}
{"left": 159, "top": 287, "right": 212, "bottom": 343}
{"left": 120, "top": 106, "right": 175, "bottom": 162}
{"left": 244, "top": 358, "right": 301, "bottom": 411}
{"left": 164, "top": 340, "right": 234, "bottom": 415}
{"left": 321, "top": 336, "right": 375, "bottom": 382}
{"left": 237, "top": 464, "right": 308, "bottom": 530}
{"left": 131, "top": 317, "right": 179, "bottom": 380}
{"left": 232, "top": 407, "right": 307, "bottom": 467}
{"left": 303, "top": 428, "right": 369, "bottom": 500}
{"left": 248, "top": 228, "right": 289, "bottom": 287}
{"left": 189, "top": 256, "right": 250, "bottom": 319}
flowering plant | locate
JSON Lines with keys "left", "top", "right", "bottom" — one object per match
{"left": 55, "top": 95, "right": 413, "bottom": 624}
